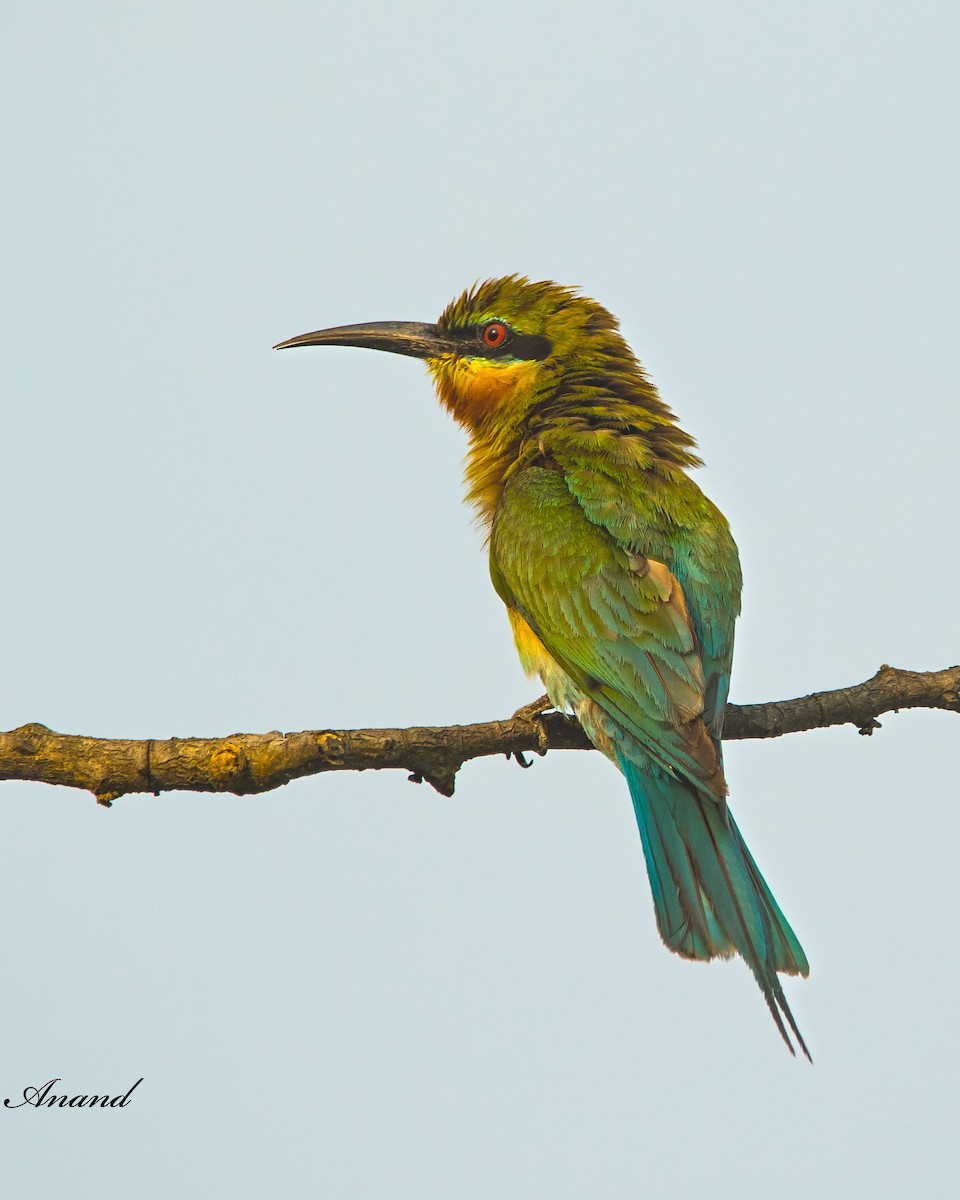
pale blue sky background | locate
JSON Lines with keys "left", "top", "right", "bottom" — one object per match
{"left": 2, "top": 2, "right": 958, "bottom": 1196}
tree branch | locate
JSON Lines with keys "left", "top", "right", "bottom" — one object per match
{"left": 1, "top": 665, "right": 956, "bottom": 805}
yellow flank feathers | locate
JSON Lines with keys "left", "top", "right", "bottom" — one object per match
{"left": 506, "top": 607, "right": 582, "bottom": 714}
{"left": 507, "top": 607, "right": 553, "bottom": 679}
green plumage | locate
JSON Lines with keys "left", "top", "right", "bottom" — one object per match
{"left": 276, "top": 275, "right": 811, "bottom": 1058}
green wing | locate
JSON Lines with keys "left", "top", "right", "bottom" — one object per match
{"left": 490, "top": 462, "right": 725, "bottom": 799}
{"left": 544, "top": 436, "right": 742, "bottom": 743}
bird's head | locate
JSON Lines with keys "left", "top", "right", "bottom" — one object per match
{"left": 274, "top": 275, "right": 635, "bottom": 432}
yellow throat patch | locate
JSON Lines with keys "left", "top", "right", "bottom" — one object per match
{"left": 428, "top": 356, "right": 538, "bottom": 430}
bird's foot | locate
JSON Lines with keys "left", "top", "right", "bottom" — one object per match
{"left": 506, "top": 694, "right": 554, "bottom": 767}
{"left": 511, "top": 694, "right": 554, "bottom": 724}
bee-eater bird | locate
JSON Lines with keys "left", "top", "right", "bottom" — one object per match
{"left": 275, "top": 276, "right": 810, "bottom": 1058}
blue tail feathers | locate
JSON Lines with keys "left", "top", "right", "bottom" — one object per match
{"left": 620, "top": 754, "right": 810, "bottom": 1059}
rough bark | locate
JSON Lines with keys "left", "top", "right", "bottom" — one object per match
{"left": 1, "top": 664, "right": 956, "bottom": 805}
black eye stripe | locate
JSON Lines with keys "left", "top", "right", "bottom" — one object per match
{"left": 454, "top": 323, "right": 552, "bottom": 361}
{"left": 498, "top": 331, "right": 553, "bottom": 360}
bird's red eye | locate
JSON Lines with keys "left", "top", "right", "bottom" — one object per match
{"left": 482, "top": 322, "right": 508, "bottom": 348}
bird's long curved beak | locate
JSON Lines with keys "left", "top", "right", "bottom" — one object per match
{"left": 273, "top": 320, "right": 460, "bottom": 359}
